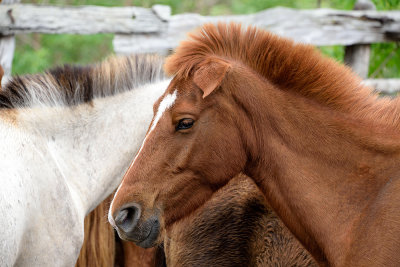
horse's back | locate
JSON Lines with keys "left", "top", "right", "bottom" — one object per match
{"left": 0, "top": 176, "right": 23, "bottom": 266}
{"left": 0, "top": 122, "right": 84, "bottom": 266}
{"left": 0, "top": 124, "right": 29, "bottom": 265}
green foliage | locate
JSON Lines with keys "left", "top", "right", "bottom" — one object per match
{"left": 372, "top": 0, "right": 400, "bottom": 9}
{"left": 369, "top": 43, "right": 400, "bottom": 78}
{"left": 13, "top": 0, "right": 400, "bottom": 78}
{"left": 13, "top": 34, "right": 113, "bottom": 75}
{"left": 318, "top": 46, "right": 345, "bottom": 63}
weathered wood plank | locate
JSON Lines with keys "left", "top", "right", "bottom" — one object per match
{"left": 364, "top": 79, "right": 400, "bottom": 94}
{"left": 0, "top": 4, "right": 397, "bottom": 42}
{"left": 0, "top": 0, "right": 19, "bottom": 83}
{"left": 344, "top": 0, "right": 375, "bottom": 79}
{"left": 114, "top": 7, "right": 400, "bottom": 55}
{"left": 344, "top": 44, "right": 371, "bottom": 78}
{"left": 0, "top": 4, "right": 169, "bottom": 35}
{"left": 0, "top": 35, "right": 15, "bottom": 76}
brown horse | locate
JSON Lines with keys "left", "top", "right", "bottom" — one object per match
{"left": 80, "top": 175, "right": 316, "bottom": 266}
{"left": 164, "top": 173, "right": 316, "bottom": 266}
{"left": 110, "top": 22, "right": 400, "bottom": 266}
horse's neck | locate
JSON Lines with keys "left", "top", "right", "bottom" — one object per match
{"left": 16, "top": 80, "right": 168, "bottom": 214}
{"left": 236, "top": 76, "right": 400, "bottom": 265}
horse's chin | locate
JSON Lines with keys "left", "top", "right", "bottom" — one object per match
{"left": 135, "top": 220, "right": 161, "bottom": 248}
{"left": 117, "top": 216, "right": 161, "bottom": 248}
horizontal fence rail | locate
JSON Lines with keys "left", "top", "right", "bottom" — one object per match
{"left": 0, "top": 4, "right": 169, "bottom": 35}
{"left": 0, "top": 3, "right": 399, "bottom": 92}
{"left": 113, "top": 7, "right": 400, "bottom": 55}
{"left": 364, "top": 79, "right": 400, "bottom": 94}
{"left": 0, "top": 5, "right": 399, "bottom": 45}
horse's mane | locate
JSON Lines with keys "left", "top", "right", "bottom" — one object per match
{"left": 165, "top": 23, "right": 400, "bottom": 129}
{"left": 0, "top": 54, "right": 165, "bottom": 109}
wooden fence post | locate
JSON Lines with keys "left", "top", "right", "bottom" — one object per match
{"left": 344, "top": 0, "right": 376, "bottom": 78}
{"left": 0, "top": 0, "right": 20, "bottom": 84}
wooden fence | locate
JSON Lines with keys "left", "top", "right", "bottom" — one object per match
{"left": 1, "top": 1, "right": 399, "bottom": 92}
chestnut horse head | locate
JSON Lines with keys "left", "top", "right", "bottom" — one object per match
{"left": 109, "top": 27, "right": 253, "bottom": 248}
{"left": 109, "top": 22, "right": 354, "bottom": 246}
{"left": 108, "top": 56, "right": 247, "bottom": 246}
{"left": 110, "top": 23, "right": 400, "bottom": 265}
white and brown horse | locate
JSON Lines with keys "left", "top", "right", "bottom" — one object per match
{"left": 110, "top": 23, "right": 400, "bottom": 266}
{"left": 0, "top": 54, "right": 168, "bottom": 266}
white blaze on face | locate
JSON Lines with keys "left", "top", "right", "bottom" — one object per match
{"left": 150, "top": 90, "right": 178, "bottom": 132}
{"left": 108, "top": 90, "right": 178, "bottom": 227}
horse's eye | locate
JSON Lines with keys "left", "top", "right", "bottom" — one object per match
{"left": 176, "top": 118, "right": 194, "bottom": 131}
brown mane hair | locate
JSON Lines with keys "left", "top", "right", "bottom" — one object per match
{"left": 76, "top": 195, "right": 115, "bottom": 267}
{"left": 165, "top": 23, "right": 400, "bottom": 129}
{"left": 0, "top": 54, "right": 165, "bottom": 109}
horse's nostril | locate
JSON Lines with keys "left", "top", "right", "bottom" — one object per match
{"left": 114, "top": 204, "right": 141, "bottom": 233}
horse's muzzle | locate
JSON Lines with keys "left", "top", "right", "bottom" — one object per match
{"left": 114, "top": 203, "right": 160, "bottom": 248}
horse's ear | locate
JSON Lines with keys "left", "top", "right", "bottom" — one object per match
{"left": 193, "top": 59, "right": 231, "bottom": 99}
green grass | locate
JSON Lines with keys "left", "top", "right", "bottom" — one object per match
{"left": 369, "top": 43, "right": 400, "bottom": 78}
{"left": 13, "top": 34, "right": 113, "bottom": 74}
{"left": 12, "top": 0, "right": 400, "bottom": 77}
{"left": 318, "top": 46, "right": 345, "bottom": 63}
